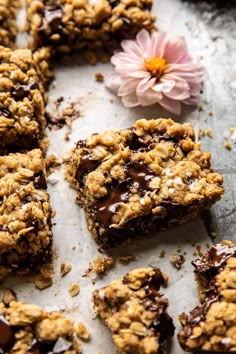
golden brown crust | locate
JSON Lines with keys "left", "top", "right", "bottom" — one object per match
{"left": 0, "top": 0, "right": 21, "bottom": 48}
{"left": 0, "top": 301, "right": 82, "bottom": 353}
{"left": 0, "top": 47, "right": 50, "bottom": 154}
{"left": 178, "top": 241, "right": 236, "bottom": 352}
{"left": 93, "top": 267, "right": 174, "bottom": 354}
{"left": 26, "top": 0, "right": 156, "bottom": 53}
{"left": 65, "top": 118, "right": 224, "bottom": 247}
{"left": 0, "top": 149, "right": 53, "bottom": 278}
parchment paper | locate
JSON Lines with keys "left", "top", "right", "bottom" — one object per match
{"left": 1, "top": 1, "right": 236, "bottom": 353}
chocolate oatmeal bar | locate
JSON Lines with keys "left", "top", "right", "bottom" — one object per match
{"left": 93, "top": 268, "right": 175, "bottom": 354}
{"left": 0, "top": 0, "right": 21, "bottom": 48}
{"left": 0, "top": 301, "right": 82, "bottom": 353}
{"left": 0, "top": 149, "right": 53, "bottom": 278}
{"left": 26, "top": 0, "right": 156, "bottom": 54}
{"left": 0, "top": 47, "right": 50, "bottom": 154}
{"left": 178, "top": 240, "right": 236, "bottom": 352}
{"left": 65, "top": 118, "right": 224, "bottom": 247}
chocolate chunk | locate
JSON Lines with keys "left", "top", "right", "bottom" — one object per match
{"left": 93, "top": 161, "right": 156, "bottom": 228}
{"left": 33, "top": 172, "right": 47, "bottom": 189}
{"left": 192, "top": 242, "right": 236, "bottom": 274}
{"left": 39, "top": 6, "right": 63, "bottom": 33}
{"left": 28, "top": 339, "right": 54, "bottom": 354}
{"left": 12, "top": 83, "right": 37, "bottom": 100}
{"left": 0, "top": 316, "right": 14, "bottom": 350}
{"left": 75, "top": 153, "right": 99, "bottom": 182}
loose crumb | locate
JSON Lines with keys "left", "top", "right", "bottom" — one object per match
{"left": 34, "top": 275, "right": 53, "bottom": 290}
{"left": 159, "top": 250, "right": 166, "bottom": 258}
{"left": 198, "top": 104, "right": 205, "bottom": 112}
{"left": 224, "top": 141, "right": 232, "bottom": 150}
{"left": 170, "top": 254, "right": 185, "bottom": 269}
{"left": 68, "top": 282, "right": 80, "bottom": 297}
{"left": 1, "top": 288, "right": 17, "bottom": 305}
{"left": 206, "top": 129, "right": 213, "bottom": 138}
{"left": 118, "top": 256, "right": 136, "bottom": 265}
{"left": 95, "top": 72, "right": 104, "bottom": 82}
{"left": 75, "top": 322, "right": 91, "bottom": 341}
{"left": 60, "top": 263, "right": 72, "bottom": 277}
{"left": 109, "top": 98, "right": 114, "bottom": 103}
{"left": 93, "top": 257, "right": 115, "bottom": 275}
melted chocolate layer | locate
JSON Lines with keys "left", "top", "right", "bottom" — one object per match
{"left": 33, "top": 172, "right": 47, "bottom": 190}
{"left": 75, "top": 153, "right": 99, "bottom": 182}
{"left": 192, "top": 243, "right": 236, "bottom": 274}
{"left": 93, "top": 161, "right": 156, "bottom": 228}
{"left": 12, "top": 83, "right": 37, "bottom": 100}
{"left": 0, "top": 317, "right": 14, "bottom": 350}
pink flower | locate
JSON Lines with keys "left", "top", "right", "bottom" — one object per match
{"left": 106, "top": 29, "right": 204, "bottom": 115}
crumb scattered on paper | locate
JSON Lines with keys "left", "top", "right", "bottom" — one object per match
{"left": 60, "top": 263, "right": 72, "bottom": 277}
{"left": 95, "top": 72, "right": 104, "bottom": 82}
{"left": 93, "top": 257, "right": 115, "bottom": 275}
{"left": 170, "top": 254, "right": 185, "bottom": 270}
{"left": 159, "top": 250, "right": 166, "bottom": 258}
{"left": 118, "top": 256, "right": 136, "bottom": 265}
{"left": 75, "top": 322, "right": 91, "bottom": 341}
{"left": 68, "top": 282, "right": 80, "bottom": 297}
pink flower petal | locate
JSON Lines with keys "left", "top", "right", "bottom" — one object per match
{"left": 105, "top": 29, "right": 205, "bottom": 114}
{"left": 164, "top": 36, "right": 192, "bottom": 64}
{"left": 159, "top": 96, "right": 182, "bottom": 115}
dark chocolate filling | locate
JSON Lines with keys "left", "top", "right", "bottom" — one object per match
{"left": 92, "top": 161, "right": 156, "bottom": 228}
{"left": 75, "top": 152, "right": 99, "bottom": 182}
{"left": 33, "top": 172, "right": 47, "bottom": 190}
{"left": 0, "top": 317, "right": 15, "bottom": 351}
{"left": 181, "top": 244, "right": 236, "bottom": 337}
{"left": 12, "top": 83, "right": 38, "bottom": 100}
{"left": 192, "top": 243, "right": 236, "bottom": 275}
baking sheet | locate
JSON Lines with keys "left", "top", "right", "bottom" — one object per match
{"left": 2, "top": 1, "right": 236, "bottom": 353}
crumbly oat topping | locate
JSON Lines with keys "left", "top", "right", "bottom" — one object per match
{"left": 178, "top": 240, "right": 236, "bottom": 352}
{"left": 0, "top": 0, "right": 21, "bottom": 48}
{"left": 93, "top": 256, "right": 115, "bottom": 274}
{"left": 0, "top": 149, "right": 53, "bottom": 278}
{"left": 0, "top": 47, "right": 50, "bottom": 154}
{"left": 65, "top": 118, "right": 224, "bottom": 247}
{"left": 0, "top": 301, "right": 82, "bottom": 353}
{"left": 26, "top": 0, "right": 156, "bottom": 54}
{"left": 93, "top": 268, "right": 175, "bottom": 354}
{"left": 118, "top": 255, "right": 137, "bottom": 265}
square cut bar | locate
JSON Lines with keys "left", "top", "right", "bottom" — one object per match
{"left": 93, "top": 268, "right": 175, "bottom": 354}
{"left": 178, "top": 240, "right": 236, "bottom": 352}
{"left": 0, "top": 149, "right": 53, "bottom": 278}
{"left": 26, "top": 0, "right": 156, "bottom": 53}
{"left": 65, "top": 118, "right": 224, "bottom": 247}
{"left": 0, "top": 0, "right": 21, "bottom": 48}
{"left": 0, "top": 47, "right": 49, "bottom": 154}
{"left": 0, "top": 301, "right": 82, "bottom": 353}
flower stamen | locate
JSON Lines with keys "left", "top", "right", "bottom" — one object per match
{"left": 145, "top": 57, "right": 167, "bottom": 79}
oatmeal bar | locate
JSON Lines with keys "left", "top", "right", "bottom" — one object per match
{"left": 178, "top": 240, "right": 236, "bottom": 352}
{"left": 0, "top": 0, "right": 21, "bottom": 48}
{"left": 26, "top": 0, "right": 156, "bottom": 54}
{"left": 0, "top": 301, "right": 82, "bottom": 353}
{"left": 0, "top": 149, "right": 53, "bottom": 278}
{"left": 0, "top": 47, "right": 50, "bottom": 154}
{"left": 93, "top": 268, "right": 175, "bottom": 354}
{"left": 65, "top": 118, "right": 224, "bottom": 247}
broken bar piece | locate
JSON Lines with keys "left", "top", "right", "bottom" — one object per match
{"left": 26, "top": 0, "right": 156, "bottom": 54}
{"left": 93, "top": 267, "right": 175, "bottom": 354}
{"left": 0, "top": 301, "right": 82, "bottom": 353}
{"left": 0, "top": 149, "right": 53, "bottom": 278}
{"left": 65, "top": 118, "right": 224, "bottom": 247}
{"left": 0, "top": 0, "right": 21, "bottom": 48}
{"left": 0, "top": 47, "right": 49, "bottom": 154}
{"left": 178, "top": 240, "right": 236, "bottom": 352}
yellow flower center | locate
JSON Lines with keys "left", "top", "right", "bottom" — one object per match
{"left": 144, "top": 57, "right": 167, "bottom": 79}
